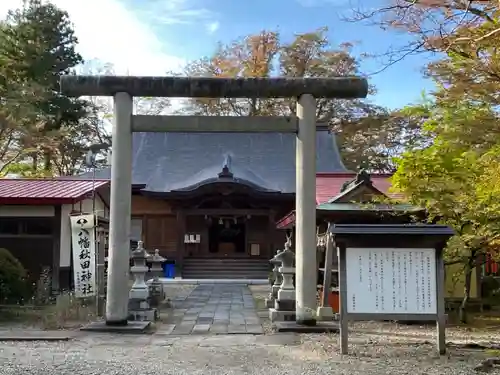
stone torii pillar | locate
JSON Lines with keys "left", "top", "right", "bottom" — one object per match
{"left": 60, "top": 76, "right": 368, "bottom": 327}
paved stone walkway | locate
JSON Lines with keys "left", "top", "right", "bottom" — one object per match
{"left": 157, "top": 284, "right": 264, "bottom": 335}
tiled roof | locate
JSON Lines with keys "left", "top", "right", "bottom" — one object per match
{"left": 81, "top": 129, "right": 350, "bottom": 193}
{"left": 0, "top": 178, "right": 109, "bottom": 204}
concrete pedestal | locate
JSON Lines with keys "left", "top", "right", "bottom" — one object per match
{"left": 270, "top": 296, "right": 296, "bottom": 322}
{"left": 274, "top": 321, "right": 339, "bottom": 333}
{"left": 316, "top": 306, "right": 335, "bottom": 321}
{"left": 269, "top": 308, "right": 296, "bottom": 322}
{"left": 81, "top": 320, "right": 151, "bottom": 333}
{"left": 128, "top": 307, "right": 158, "bottom": 322}
{"left": 265, "top": 285, "right": 279, "bottom": 308}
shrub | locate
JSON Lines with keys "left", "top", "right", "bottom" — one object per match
{"left": 0, "top": 248, "right": 30, "bottom": 304}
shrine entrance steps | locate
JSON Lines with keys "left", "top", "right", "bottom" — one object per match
{"left": 156, "top": 284, "right": 264, "bottom": 335}
{"left": 182, "top": 258, "right": 270, "bottom": 280}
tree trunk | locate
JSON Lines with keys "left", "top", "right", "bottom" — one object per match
{"left": 32, "top": 153, "right": 38, "bottom": 172}
{"left": 458, "top": 254, "right": 475, "bottom": 323}
{"left": 43, "top": 151, "right": 51, "bottom": 171}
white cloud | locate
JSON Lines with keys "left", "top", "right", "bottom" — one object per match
{"left": 0, "top": 0, "right": 186, "bottom": 75}
{"left": 206, "top": 21, "right": 220, "bottom": 34}
{"left": 138, "top": 0, "right": 215, "bottom": 25}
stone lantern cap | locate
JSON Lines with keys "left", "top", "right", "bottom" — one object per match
{"left": 272, "top": 237, "right": 295, "bottom": 267}
{"left": 131, "top": 240, "right": 150, "bottom": 260}
{"left": 150, "top": 249, "right": 166, "bottom": 263}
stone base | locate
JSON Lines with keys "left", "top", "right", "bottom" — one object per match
{"left": 265, "top": 298, "right": 274, "bottom": 308}
{"left": 128, "top": 308, "right": 158, "bottom": 322}
{"left": 274, "top": 321, "right": 340, "bottom": 333}
{"left": 81, "top": 320, "right": 151, "bottom": 334}
{"left": 275, "top": 299, "right": 294, "bottom": 311}
{"left": 316, "top": 306, "right": 335, "bottom": 321}
{"left": 277, "top": 289, "right": 295, "bottom": 302}
{"left": 269, "top": 308, "right": 296, "bottom": 322}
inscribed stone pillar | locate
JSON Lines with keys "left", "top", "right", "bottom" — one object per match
{"left": 105, "top": 92, "right": 133, "bottom": 325}
{"left": 295, "top": 93, "right": 318, "bottom": 325}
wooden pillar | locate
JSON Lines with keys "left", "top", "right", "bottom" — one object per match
{"left": 338, "top": 243, "right": 349, "bottom": 355}
{"left": 268, "top": 210, "right": 276, "bottom": 258}
{"left": 436, "top": 246, "right": 446, "bottom": 355}
{"left": 96, "top": 226, "right": 106, "bottom": 316}
{"left": 52, "top": 205, "right": 62, "bottom": 292}
{"left": 176, "top": 210, "right": 186, "bottom": 270}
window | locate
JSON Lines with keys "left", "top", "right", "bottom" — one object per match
{"left": 0, "top": 217, "right": 52, "bottom": 235}
{"left": 0, "top": 218, "right": 19, "bottom": 235}
{"left": 130, "top": 217, "right": 143, "bottom": 242}
{"left": 23, "top": 218, "right": 52, "bottom": 235}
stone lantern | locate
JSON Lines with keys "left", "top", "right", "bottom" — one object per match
{"left": 269, "top": 236, "right": 296, "bottom": 322}
{"left": 128, "top": 241, "right": 158, "bottom": 321}
{"left": 266, "top": 248, "right": 284, "bottom": 308}
{"left": 148, "top": 249, "right": 165, "bottom": 308}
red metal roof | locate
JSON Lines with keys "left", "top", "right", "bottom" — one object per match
{"left": 316, "top": 172, "right": 400, "bottom": 204}
{"left": 0, "top": 178, "right": 110, "bottom": 204}
{"left": 277, "top": 172, "right": 403, "bottom": 229}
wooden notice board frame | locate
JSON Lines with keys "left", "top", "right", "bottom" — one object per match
{"left": 329, "top": 224, "right": 454, "bottom": 355}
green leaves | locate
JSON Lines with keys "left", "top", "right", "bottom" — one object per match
{"left": 0, "top": 0, "right": 106, "bottom": 175}
{"left": 393, "top": 91, "right": 500, "bottom": 264}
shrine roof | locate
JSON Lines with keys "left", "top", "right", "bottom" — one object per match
{"left": 328, "top": 224, "right": 454, "bottom": 236}
{"left": 82, "top": 128, "right": 348, "bottom": 193}
{"left": 316, "top": 203, "right": 422, "bottom": 212}
{"left": 0, "top": 178, "right": 109, "bottom": 204}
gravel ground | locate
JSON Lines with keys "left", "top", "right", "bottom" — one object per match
{"left": 0, "top": 327, "right": 498, "bottom": 375}
{"left": 0, "top": 284, "right": 498, "bottom": 374}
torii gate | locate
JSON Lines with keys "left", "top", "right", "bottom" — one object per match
{"left": 60, "top": 76, "right": 368, "bottom": 327}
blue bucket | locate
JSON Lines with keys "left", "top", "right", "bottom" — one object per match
{"left": 164, "top": 263, "right": 175, "bottom": 278}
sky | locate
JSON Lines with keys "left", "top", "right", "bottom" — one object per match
{"left": 0, "top": 0, "right": 437, "bottom": 109}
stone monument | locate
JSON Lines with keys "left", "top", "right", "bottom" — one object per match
{"left": 128, "top": 241, "right": 158, "bottom": 321}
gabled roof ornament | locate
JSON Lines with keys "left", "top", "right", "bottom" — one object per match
{"left": 340, "top": 168, "right": 372, "bottom": 193}
{"left": 218, "top": 154, "right": 234, "bottom": 179}
{"left": 355, "top": 168, "right": 372, "bottom": 185}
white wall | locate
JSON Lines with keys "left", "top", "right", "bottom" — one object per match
{"left": 80, "top": 196, "right": 109, "bottom": 219}
{"left": 0, "top": 205, "right": 54, "bottom": 217}
{"left": 59, "top": 196, "right": 108, "bottom": 267}
{"left": 59, "top": 204, "right": 72, "bottom": 267}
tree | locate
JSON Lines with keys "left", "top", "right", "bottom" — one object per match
{"left": 0, "top": 0, "right": 101, "bottom": 175}
{"left": 0, "top": 77, "right": 42, "bottom": 175}
{"left": 347, "top": 0, "right": 499, "bottom": 73}
{"left": 392, "top": 97, "right": 500, "bottom": 322}
{"left": 182, "top": 28, "right": 419, "bottom": 172}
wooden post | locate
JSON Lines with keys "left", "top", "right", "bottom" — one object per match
{"left": 321, "top": 233, "right": 334, "bottom": 307}
{"left": 338, "top": 244, "right": 349, "bottom": 355}
{"left": 436, "top": 247, "right": 446, "bottom": 355}
{"left": 96, "top": 226, "right": 106, "bottom": 317}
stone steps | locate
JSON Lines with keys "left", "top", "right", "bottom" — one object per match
{"left": 182, "top": 258, "right": 270, "bottom": 279}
